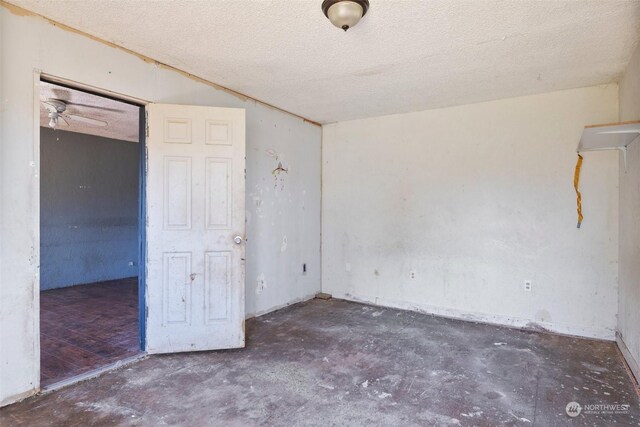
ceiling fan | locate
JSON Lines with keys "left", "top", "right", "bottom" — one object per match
{"left": 41, "top": 99, "right": 109, "bottom": 129}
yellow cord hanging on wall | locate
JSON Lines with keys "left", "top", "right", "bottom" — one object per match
{"left": 574, "top": 154, "right": 584, "bottom": 228}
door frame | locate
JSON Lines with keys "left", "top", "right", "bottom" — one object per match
{"left": 34, "top": 71, "right": 150, "bottom": 388}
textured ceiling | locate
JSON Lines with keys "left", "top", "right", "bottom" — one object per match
{"left": 40, "top": 81, "right": 139, "bottom": 142}
{"left": 15, "top": 0, "right": 640, "bottom": 124}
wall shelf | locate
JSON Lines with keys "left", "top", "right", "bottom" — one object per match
{"left": 573, "top": 120, "right": 640, "bottom": 229}
{"left": 577, "top": 120, "right": 640, "bottom": 169}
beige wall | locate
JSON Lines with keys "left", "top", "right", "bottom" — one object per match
{"left": 323, "top": 85, "right": 619, "bottom": 339}
{"left": 618, "top": 41, "right": 640, "bottom": 381}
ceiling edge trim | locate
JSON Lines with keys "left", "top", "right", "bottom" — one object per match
{"left": 1, "top": 1, "right": 322, "bottom": 127}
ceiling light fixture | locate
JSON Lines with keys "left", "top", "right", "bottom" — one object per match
{"left": 48, "top": 114, "right": 58, "bottom": 129}
{"left": 322, "top": 0, "right": 369, "bottom": 32}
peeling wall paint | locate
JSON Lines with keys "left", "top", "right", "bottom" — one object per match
{"left": 256, "top": 273, "right": 267, "bottom": 295}
{"left": 322, "top": 85, "right": 619, "bottom": 341}
{"left": 0, "top": 8, "right": 321, "bottom": 406}
{"left": 267, "top": 149, "right": 289, "bottom": 191}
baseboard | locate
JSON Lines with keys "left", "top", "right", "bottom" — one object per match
{"left": 616, "top": 333, "right": 640, "bottom": 386}
{"left": 246, "top": 292, "right": 318, "bottom": 319}
{"left": 0, "top": 387, "right": 38, "bottom": 408}
{"left": 336, "top": 292, "right": 615, "bottom": 341}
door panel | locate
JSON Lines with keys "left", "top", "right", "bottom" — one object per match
{"left": 205, "top": 251, "right": 232, "bottom": 322}
{"left": 205, "top": 158, "right": 232, "bottom": 229}
{"left": 146, "top": 103, "right": 245, "bottom": 354}
{"left": 163, "top": 252, "right": 191, "bottom": 325}
{"left": 164, "top": 157, "right": 192, "bottom": 230}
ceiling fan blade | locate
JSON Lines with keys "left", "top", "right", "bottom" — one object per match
{"left": 40, "top": 101, "right": 54, "bottom": 113}
{"left": 42, "top": 99, "right": 68, "bottom": 113}
{"left": 63, "top": 113, "right": 108, "bottom": 127}
{"left": 51, "top": 88, "right": 71, "bottom": 100}
{"left": 41, "top": 100, "right": 60, "bottom": 113}
{"left": 66, "top": 102, "right": 125, "bottom": 113}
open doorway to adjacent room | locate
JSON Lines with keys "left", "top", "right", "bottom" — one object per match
{"left": 39, "top": 79, "right": 145, "bottom": 387}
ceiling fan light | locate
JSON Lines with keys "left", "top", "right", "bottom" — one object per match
{"left": 322, "top": 0, "right": 369, "bottom": 31}
{"left": 48, "top": 114, "right": 57, "bottom": 129}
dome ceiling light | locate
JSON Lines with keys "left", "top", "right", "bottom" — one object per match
{"left": 321, "top": 0, "right": 370, "bottom": 32}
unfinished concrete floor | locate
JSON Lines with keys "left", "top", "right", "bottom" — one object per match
{"left": 1, "top": 299, "right": 639, "bottom": 426}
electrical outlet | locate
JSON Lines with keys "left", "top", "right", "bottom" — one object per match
{"left": 128, "top": 261, "right": 136, "bottom": 267}
{"left": 524, "top": 280, "right": 532, "bottom": 292}
{"left": 409, "top": 270, "right": 416, "bottom": 279}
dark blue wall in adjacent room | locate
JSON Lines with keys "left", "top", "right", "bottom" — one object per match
{"left": 40, "top": 127, "right": 139, "bottom": 290}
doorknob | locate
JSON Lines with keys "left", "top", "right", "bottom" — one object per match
{"left": 234, "top": 235, "right": 243, "bottom": 244}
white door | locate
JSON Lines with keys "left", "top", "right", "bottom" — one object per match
{"left": 146, "top": 103, "right": 245, "bottom": 354}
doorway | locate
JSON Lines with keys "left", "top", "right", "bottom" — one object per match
{"left": 38, "top": 79, "right": 145, "bottom": 387}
